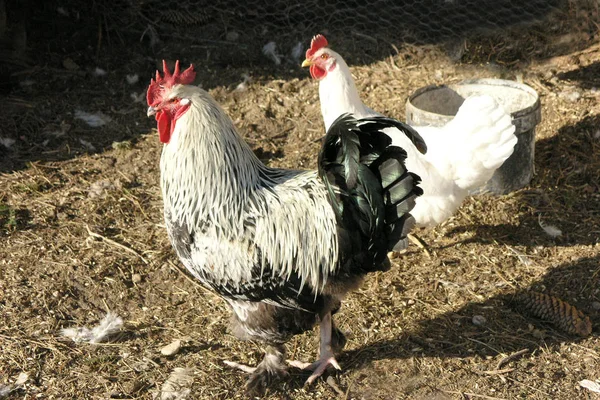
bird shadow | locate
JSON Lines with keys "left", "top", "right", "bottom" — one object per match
{"left": 341, "top": 253, "right": 600, "bottom": 369}
{"left": 557, "top": 60, "right": 600, "bottom": 90}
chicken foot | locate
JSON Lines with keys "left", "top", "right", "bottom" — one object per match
{"left": 224, "top": 344, "right": 288, "bottom": 394}
{"left": 288, "top": 312, "right": 342, "bottom": 385}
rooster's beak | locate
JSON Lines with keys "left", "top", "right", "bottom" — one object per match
{"left": 147, "top": 106, "right": 157, "bottom": 117}
{"left": 301, "top": 59, "right": 312, "bottom": 68}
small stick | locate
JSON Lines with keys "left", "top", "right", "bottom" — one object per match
{"left": 351, "top": 31, "right": 378, "bottom": 43}
{"left": 168, "top": 260, "right": 215, "bottom": 297}
{"left": 480, "top": 367, "right": 515, "bottom": 375}
{"left": 496, "top": 348, "right": 529, "bottom": 370}
{"left": 442, "top": 390, "right": 507, "bottom": 400}
{"left": 326, "top": 376, "right": 345, "bottom": 396}
{"left": 408, "top": 233, "right": 431, "bottom": 258}
{"left": 85, "top": 225, "right": 148, "bottom": 264}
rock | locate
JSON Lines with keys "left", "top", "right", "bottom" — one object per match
{"left": 132, "top": 274, "right": 142, "bottom": 284}
{"left": 160, "top": 340, "right": 181, "bottom": 356}
{"left": 226, "top": 31, "right": 240, "bottom": 42}
{"left": 15, "top": 372, "right": 28, "bottom": 386}
{"left": 558, "top": 90, "right": 581, "bottom": 102}
{"left": 62, "top": 58, "right": 79, "bottom": 70}
{"left": 472, "top": 315, "right": 486, "bottom": 326}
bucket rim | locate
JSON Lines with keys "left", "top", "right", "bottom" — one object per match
{"left": 406, "top": 78, "right": 541, "bottom": 119}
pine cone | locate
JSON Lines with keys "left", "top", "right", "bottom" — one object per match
{"left": 518, "top": 291, "right": 592, "bottom": 337}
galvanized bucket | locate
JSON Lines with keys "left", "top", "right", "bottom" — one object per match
{"left": 406, "top": 79, "right": 541, "bottom": 195}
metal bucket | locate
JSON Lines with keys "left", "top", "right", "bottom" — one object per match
{"left": 405, "top": 79, "right": 541, "bottom": 195}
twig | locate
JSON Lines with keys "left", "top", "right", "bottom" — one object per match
{"left": 504, "top": 376, "right": 551, "bottom": 397}
{"left": 465, "top": 337, "right": 502, "bottom": 355}
{"left": 85, "top": 225, "right": 148, "bottom": 264}
{"left": 408, "top": 233, "right": 431, "bottom": 258}
{"left": 167, "top": 260, "right": 214, "bottom": 296}
{"left": 442, "top": 390, "right": 507, "bottom": 400}
{"left": 351, "top": 31, "right": 378, "bottom": 43}
{"left": 496, "top": 349, "right": 529, "bottom": 370}
{"left": 326, "top": 376, "right": 345, "bottom": 396}
{"left": 480, "top": 367, "right": 515, "bottom": 375}
{"left": 11, "top": 66, "right": 87, "bottom": 77}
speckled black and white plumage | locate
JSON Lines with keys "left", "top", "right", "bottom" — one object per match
{"left": 152, "top": 76, "right": 423, "bottom": 392}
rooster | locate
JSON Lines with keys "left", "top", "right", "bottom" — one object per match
{"left": 302, "top": 35, "right": 518, "bottom": 227}
{"left": 146, "top": 61, "right": 424, "bottom": 392}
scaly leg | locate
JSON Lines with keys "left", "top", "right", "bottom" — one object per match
{"left": 224, "top": 344, "right": 288, "bottom": 394}
{"left": 288, "top": 312, "right": 342, "bottom": 385}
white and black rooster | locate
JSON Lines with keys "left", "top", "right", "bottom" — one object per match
{"left": 146, "top": 61, "right": 424, "bottom": 393}
{"left": 302, "top": 35, "right": 518, "bottom": 227}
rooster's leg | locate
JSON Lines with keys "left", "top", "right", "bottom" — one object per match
{"left": 288, "top": 312, "right": 342, "bottom": 384}
{"left": 224, "top": 344, "right": 288, "bottom": 394}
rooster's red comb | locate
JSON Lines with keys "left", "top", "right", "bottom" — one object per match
{"left": 305, "top": 34, "right": 329, "bottom": 59}
{"left": 146, "top": 60, "right": 196, "bottom": 106}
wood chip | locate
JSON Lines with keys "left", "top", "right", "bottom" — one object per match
{"left": 161, "top": 340, "right": 182, "bottom": 356}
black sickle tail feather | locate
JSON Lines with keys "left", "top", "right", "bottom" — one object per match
{"left": 359, "top": 116, "right": 428, "bottom": 155}
{"left": 318, "top": 113, "right": 422, "bottom": 272}
{"left": 369, "top": 149, "right": 422, "bottom": 252}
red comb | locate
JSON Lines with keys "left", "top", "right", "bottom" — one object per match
{"left": 305, "top": 34, "right": 329, "bottom": 59}
{"left": 146, "top": 60, "right": 196, "bottom": 106}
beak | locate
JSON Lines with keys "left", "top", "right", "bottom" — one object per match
{"left": 301, "top": 59, "right": 313, "bottom": 68}
{"left": 147, "top": 106, "right": 157, "bottom": 117}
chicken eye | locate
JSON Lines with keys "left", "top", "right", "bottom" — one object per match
{"left": 320, "top": 53, "right": 329, "bottom": 59}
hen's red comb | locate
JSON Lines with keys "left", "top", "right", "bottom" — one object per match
{"left": 146, "top": 60, "right": 196, "bottom": 106}
{"left": 305, "top": 34, "right": 329, "bottom": 59}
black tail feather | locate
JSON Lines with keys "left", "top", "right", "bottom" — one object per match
{"left": 318, "top": 113, "right": 423, "bottom": 271}
{"left": 358, "top": 116, "right": 427, "bottom": 154}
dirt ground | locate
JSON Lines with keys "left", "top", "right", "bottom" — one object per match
{"left": 1, "top": 4, "right": 600, "bottom": 400}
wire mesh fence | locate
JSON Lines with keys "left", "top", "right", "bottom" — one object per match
{"left": 4, "top": 0, "right": 595, "bottom": 68}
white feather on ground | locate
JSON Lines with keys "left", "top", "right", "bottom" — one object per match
{"left": 126, "top": 74, "right": 139, "bottom": 85}
{"left": 159, "top": 368, "right": 194, "bottom": 400}
{"left": 0, "top": 372, "right": 29, "bottom": 398}
{"left": 0, "top": 385, "right": 11, "bottom": 398}
{"left": 262, "top": 41, "right": 281, "bottom": 65}
{"left": 14, "top": 373, "right": 28, "bottom": 386}
{"left": 62, "top": 312, "right": 123, "bottom": 344}
{"left": 0, "top": 138, "right": 15, "bottom": 148}
{"left": 74, "top": 110, "right": 112, "bottom": 127}
{"left": 235, "top": 74, "right": 251, "bottom": 92}
{"left": 507, "top": 245, "right": 533, "bottom": 266}
{"left": 290, "top": 42, "right": 303, "bottom": 63}
{"left": 579, "top": 379, "right": 600, "bottom": 394}
{"left": 130, "top": 92, "right": 145, "bottom": 103}
{"left": 538, "top": 215, "right": 562, "bottom": 238}
{"left": 79, "top": 138, "right": 96, "bottom": 151}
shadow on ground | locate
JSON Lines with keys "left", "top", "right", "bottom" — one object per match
{"left": 343, "top": 252, "right": 599, "bottom": 367}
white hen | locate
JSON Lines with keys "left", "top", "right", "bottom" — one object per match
{"left": 302, "top": 34, "right": 518, "bottom": 227}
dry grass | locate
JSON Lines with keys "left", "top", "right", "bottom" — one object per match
{"left": 1, "top": 3, "right": 599, "bottom": 399}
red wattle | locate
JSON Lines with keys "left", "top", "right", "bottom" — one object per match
{"left": 310, "top": 64, "right": 327, "bottom": 80}
{"left": 156, "top": 111, "right": 172, "bottom": 143}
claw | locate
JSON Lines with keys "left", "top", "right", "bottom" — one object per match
{"left": 223, "top": 345, "right": 288, "bottom": 395}
{"left": 287, "top": 355, "right": 342, "bottom": 385}
{"left": 305, "top": 356, "right": 341, "bottom": 385}
{"left": 223, "top": 360, "right": 257, "bottom": 374}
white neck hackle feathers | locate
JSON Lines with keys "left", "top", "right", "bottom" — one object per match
{"left": 159, "top": 85, "right": 339, "bottom": 293}
{"left": 317, "top": 50, "right": 370, "bottom": 130}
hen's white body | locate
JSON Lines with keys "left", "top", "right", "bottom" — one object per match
{"left": 317, "top": 52, "right": 518, "bottom": 227}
